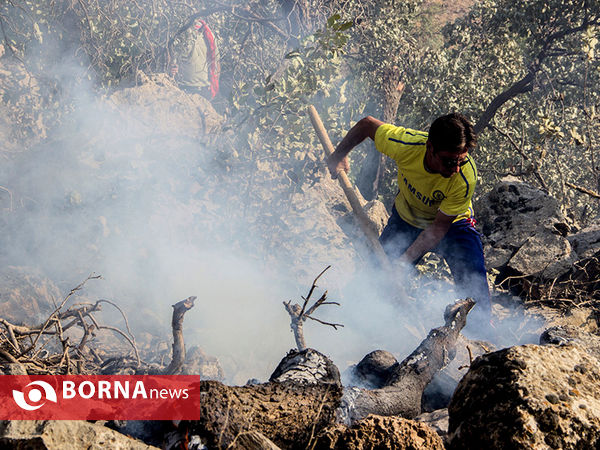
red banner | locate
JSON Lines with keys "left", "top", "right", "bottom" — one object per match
{"left": 0, "top": 375, "right": 200, "bottom": 420}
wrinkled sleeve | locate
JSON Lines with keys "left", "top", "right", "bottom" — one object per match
{"left": 374, "top": 124, "right": 427, "bottom": 162}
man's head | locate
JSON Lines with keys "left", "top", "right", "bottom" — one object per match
{"left": 426, "top": 113, "right": 477, "bottom": 178}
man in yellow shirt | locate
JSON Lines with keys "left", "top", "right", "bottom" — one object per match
{"left": 327, "top": 113, "right": 491, "bottom": 324}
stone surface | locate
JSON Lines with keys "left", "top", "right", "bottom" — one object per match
{"left": 540, "top": 325, "right": 600, "bottom": 360}
{"left": 509, "top": 232, "right": 576, "bottom": 279}
{"left": 315, "top": 414, "right": 445, "bottom": 449}
{"left": 235, "top": 430, "right": 281, "bottom": 450}
{"left": 195, "top": 380, "right": 342, "bottom": 449}
{"left": 0, "top": 420, "right": 158, "bottom": 449}
{"left": 568, "top": 224, "right": 600, "bottom": 259}
{"left": 448, "top": 344, "right": 600, "bottom": 449}
{"left": 109, "top": 72, "right": 221, "bottom": 138}
{"left": 476, "top": 179, "right": 575, "bottom": 279}
{"left": 183, "top": 345, "right": 225, "bottom": 381}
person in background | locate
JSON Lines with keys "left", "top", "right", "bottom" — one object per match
{"left": 170, "top": 18, "right": 220, "bottom": 100}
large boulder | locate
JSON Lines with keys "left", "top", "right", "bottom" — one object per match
{"left": 476, "top": 179, "right": 576, "bottom": 280}
{"left": 108, "top": 71, "right": 221, "bottom": 139}
{"left": 568, "top": 224, "right": 600, "bottom": 259}
{"left": 448, "top": 342, "right": 600, "bottom": 449}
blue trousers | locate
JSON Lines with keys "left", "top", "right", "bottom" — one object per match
{"left": 379, "top": 206, "right": 491, "bottom": 317}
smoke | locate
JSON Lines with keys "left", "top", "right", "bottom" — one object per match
{"left": 0, "top": 14, "right": 543, "bottom": 388}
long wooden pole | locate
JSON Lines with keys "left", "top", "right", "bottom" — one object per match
{"left": 307, "top": 105, "right": 392, "bottom": 271}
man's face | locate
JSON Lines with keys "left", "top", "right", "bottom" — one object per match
{"left": 426, "top": 142, "right": 468, "bottom": 178}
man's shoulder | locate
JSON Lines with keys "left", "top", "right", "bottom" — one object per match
{"left": 375, "top": 124, "right": 427, "bottom": 157}
{"left": 377, "top": 123, "right": 428, "bottom": 141}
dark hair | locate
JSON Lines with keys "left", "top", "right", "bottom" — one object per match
{"left": 428, "top": 113, "right": 477, "bottom": 154}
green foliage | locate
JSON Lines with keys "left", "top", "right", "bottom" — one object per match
{"left": 391, "top": 0, "right": 600, "bottom": 222}
{"left": 1, "top": 0, "right": 599, "bottom": 223}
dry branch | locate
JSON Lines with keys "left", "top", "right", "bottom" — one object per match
{"left": 0, "top": 274, "right": 145, "bottom": 375}
{"left": 565, "top": 181, "right": 600, "bottom": 199}
{"left": 283, "top": 266, "right": 343, "bottom": 351}
{"left": 165, "top": 296, "right": 196, "bottom": 375}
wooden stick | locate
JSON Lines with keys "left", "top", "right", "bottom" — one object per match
{"left": 307, "top": 105, "right": 392, "bottom": 271}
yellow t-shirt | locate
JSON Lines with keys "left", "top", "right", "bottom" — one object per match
{"left": 374, "top": 123, "right": 476, "bottom": 229}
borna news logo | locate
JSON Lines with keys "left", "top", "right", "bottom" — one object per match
{"left": 12, "top": 380, "right": 58, "bottom": 411}
{"left": 1, "top": 375, "right": 201, "bottom": 420}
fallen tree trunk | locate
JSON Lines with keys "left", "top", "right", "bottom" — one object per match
{"left": 339, "top": 298, "right": 475, "bottom": 424}
{"left": 192, "top": 299, "right": 474, "bottom": 448}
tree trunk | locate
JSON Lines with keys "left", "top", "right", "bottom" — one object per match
{"left": 356, "top": 68, "right": 405, "bottom": 200}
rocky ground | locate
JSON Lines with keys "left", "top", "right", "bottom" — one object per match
{"left": 1, "top": 52, "right": 600, "bottom": 449}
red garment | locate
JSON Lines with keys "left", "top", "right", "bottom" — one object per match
{"left": 194, "top": 20, "right": 219, "bottom": 99}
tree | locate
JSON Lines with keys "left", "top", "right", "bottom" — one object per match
{"left": 395, "top": 0, "right": 600, "bottom": 221}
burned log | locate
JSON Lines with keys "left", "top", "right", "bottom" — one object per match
{"left": 270, "top": 348, "right": 341, "bottom": 387}
{"left": 339, "top": 298, "right": 475, "bottom": 423}
{"left": 193, "top": 298, "right": 474, "bottom": 447}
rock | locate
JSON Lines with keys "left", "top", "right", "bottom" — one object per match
{"left": 0, "top": 266, "right": 60, "bottom": 323}
{"left": 476, "top": 179, "right": 577, "bottom": 281}
{"left": 236, "top": 430, "right": 281, "bottom": 450}
{"left": 194, "top": 380, "right": 342, "bottom": 449}
{"left": 315, "top": 414, "right": 445, "bottom": 449}
{"left": 508, "top": 232, "right": 576, "bottom": 279}
{"left": 415, "top": 409, "right": 449, "bottom": 443}
{"left": 477, "top": 179, "right": 570, "bottom": 248}
{"left": 183, "top": 346, "right": 224, "bottom": 381}
{"left": 568, "top": 224, "right": 600, "bottom": 259}
{"left": 269, "top": 348, "right": 341, "bottom": 387}
{"left": 540, "top": 326, "right": 600, "bottom": 360}
{"left": 448, "top": 344, "right": 600, "bottom": 449}
{"left": 0, "top": 363, "right": 28, "bottom": 375}
{"left": 283, "top": 172, "right": 359, "bottom": 280}
{"left": 108, "top": 72, "right": 221, "bottom": 139}
{"left": 352, "top": 350, "right": 398, "bottom": 389}
{"left": 0, "top": 420, "right": 158, "bottom": 449}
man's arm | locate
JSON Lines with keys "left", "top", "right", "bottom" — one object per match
{"left": 400, "top": 210, "right": 456, "bottom": 264}
{"left": 327, "top": 116, "right": 383, "bottom": 179}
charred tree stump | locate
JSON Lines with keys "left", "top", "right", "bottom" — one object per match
{"left": 339, "top": 298, "right": 475, "bottom": 423}
{"left": 165, "top": 296, "right": 196, "bottom": 375}
{"left": 193, "top": 299, "right": 474, "bottom": 447}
